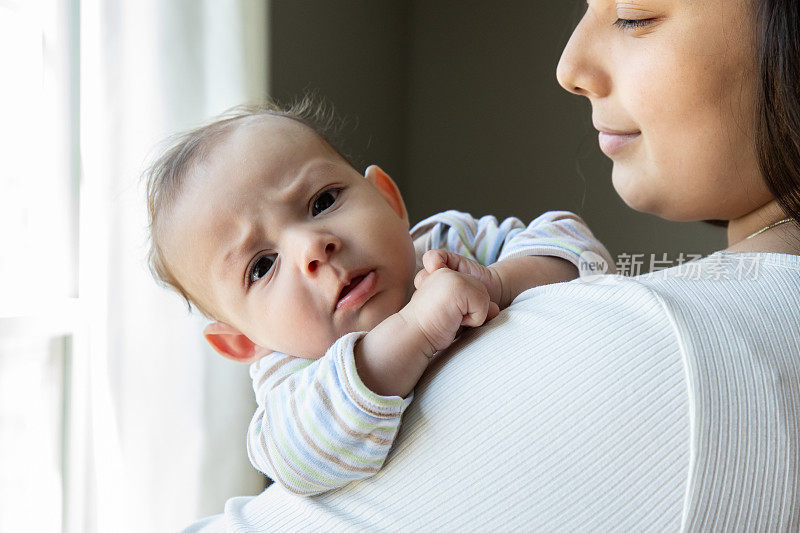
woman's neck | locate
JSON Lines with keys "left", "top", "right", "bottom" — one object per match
{"left": 725, "top": 198, "right": 800, "bottom": 254}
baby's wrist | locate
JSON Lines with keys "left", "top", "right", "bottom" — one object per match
{"left": 489, "top": 256, "right": 578, "bottom": 308}
{"left": 395, "top": 308, "right": 438, "bottom": 360}
{"left": 354, "top": 312, "right": 434, "bottom": 398}
{"left": 491, "top": 255, "right": 580, "bottom": 307}
{"left": 485, "top": 265, "right": 508, "bottom": 308}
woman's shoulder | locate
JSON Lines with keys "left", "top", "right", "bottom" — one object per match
{"left": 506, "top": 249, "right": 800, "bottom": 365}
{"left": 627, "top": 251, "right": 800, "bottom": 338}
{"left": 625, "top": 252, "right": 800, "bottom": 529}
{"left": 501, "top": 252, "right": 800, "bottom": 529}
{"left": 518, "top": 250, "right": 800, "bottom": 331}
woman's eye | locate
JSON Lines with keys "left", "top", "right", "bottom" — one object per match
{"left": 311, "top": 188, "right": 341, "bottom": 216}
{"left": 248, "top": 253, "right": 277, "bottom": 286}
{"left": 613, "top": 18, "right": 657, "bottom": 30}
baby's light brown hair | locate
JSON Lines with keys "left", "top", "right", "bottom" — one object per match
{"left": 144, "top": 97, "right": 353, "bottom": 320}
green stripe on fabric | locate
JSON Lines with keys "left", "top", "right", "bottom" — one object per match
{"left": 272, "top": 427, "right": 341, "bottom": 489}
{"left": 305, "top": 419, "right": 386, "bottom": 468}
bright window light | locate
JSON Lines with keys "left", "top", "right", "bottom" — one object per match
{"left": 0, "top": 0, "right": 74, "bottom": 308}
{"left": 0, "top": 336, "right": 65, "bottom": 532}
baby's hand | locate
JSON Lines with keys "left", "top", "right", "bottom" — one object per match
{"left": 416, "top": 249, "right": 503, "bottom": 306}
{"left": 399, "top": 267, "right": 500, "bottom": 358}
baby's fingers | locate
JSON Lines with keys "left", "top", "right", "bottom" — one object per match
{"left": 424, "top": 249, "right": 501, "bottom": 303}
{"left": 422, "top": 249, "right": 451, "bottom": 273}
{"left": 461, "top": 298, "right": 498, "bottom": 327}
{"left": 460, "top": 300, "right": 490, "bottom": 328}
{"left": 416, "top": 250, "right": 471, "bottom": 288}
{"left": 414, "top": 268, "right": 429, "bottom": 289}
{"left": 486, "top": 301, "right": 500, "bottom": 321}
{"left": 458, "top": 282, "right": 495, "bottom": 328}
{"left": 424, "top": 249, "right": 482, "bottom": 279}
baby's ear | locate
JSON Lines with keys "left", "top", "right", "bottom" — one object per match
{"left": 364, "top": 165, "right": 409, "bottom": 225}
{"left": 203, "top": 321, "right": 260, "bottom": 364}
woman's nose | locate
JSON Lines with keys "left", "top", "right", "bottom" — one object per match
{"left": 299, "top": 232, "right": 341, "bottom": 275}
{"left": 556, "top": 17, "right": 609, "bottom": 99}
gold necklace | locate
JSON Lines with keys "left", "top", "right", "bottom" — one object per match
{"left": 745, "top": 217, "right": 794, "bottom": 240}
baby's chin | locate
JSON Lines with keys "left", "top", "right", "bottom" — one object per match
{"left": 344, "top": 302, "right": 402, "bottom": 338}
{"left": 315, "top": 293, "right": 409, "bottom": 356}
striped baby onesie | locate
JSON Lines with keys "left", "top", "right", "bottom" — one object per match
{"left": 246, "top": 210, "right": 614, "bottom": 495}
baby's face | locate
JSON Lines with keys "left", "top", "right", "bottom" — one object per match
{"left": 162, "top": 116, "right": 417, "bottom": 358}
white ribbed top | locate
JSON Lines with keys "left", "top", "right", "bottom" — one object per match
{"left": 183, "top": 251, "right": 800, "bottom": 532}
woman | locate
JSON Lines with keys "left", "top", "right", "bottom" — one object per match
{"left": 185, "top": 0, "right": 800, "bottom": 530}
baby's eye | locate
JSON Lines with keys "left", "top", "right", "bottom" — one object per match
{"left": 311, "top": 188, "right": 341, "bottom": 216}
{"left": 248, "top": 253, "right": 277, "bottom": 286}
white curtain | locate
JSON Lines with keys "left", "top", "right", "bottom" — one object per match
{"left": 79, "top": 1, "right": 268, "bottom": 531}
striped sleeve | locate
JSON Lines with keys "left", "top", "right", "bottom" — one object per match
{"left": 246, "top": 331, "right": 413, "bottom": 496}
{"left": 410, "top": 209, "right": 616, "bottom": 273}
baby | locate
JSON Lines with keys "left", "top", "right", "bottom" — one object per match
{"left": 145, "top": 101, "right": 614, "bottom": 495}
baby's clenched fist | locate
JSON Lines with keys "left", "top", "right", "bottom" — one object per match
{"left": 415, "top": 249, "right": 504, "bottom": 306}
{"left": 399, "top": 267, "right": 499, "bottom": 359}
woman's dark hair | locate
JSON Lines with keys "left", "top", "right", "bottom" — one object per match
{"left": 753, "top": 0, "right": 800, "bottom": 236}
{"left": 708, "top": 0, "right": 800, "bottom": 234}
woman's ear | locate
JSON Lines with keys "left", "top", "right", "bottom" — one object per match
{"left": 364, "top": 165, "right": 409, "bottom": 225}
{"left": 203, "top": 321, "right": 260, "bottom": 363}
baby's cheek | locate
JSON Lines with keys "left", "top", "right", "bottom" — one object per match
{"left": 275, "top": 305, "right": 336, "bottom": 358}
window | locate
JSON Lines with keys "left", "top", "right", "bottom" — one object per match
{"left": 0, "top": 0, "right": 82, "bottom": 531}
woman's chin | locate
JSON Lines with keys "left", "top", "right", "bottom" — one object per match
{"left": 612, "top": 169, "right": 695, "bottom": 221}
{"left": 612, "top": 175, "right": 661, "bottom": 216}
{"left": 617, "top": 191, "right": 718, "bottom": 222}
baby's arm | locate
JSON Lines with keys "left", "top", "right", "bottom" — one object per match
{"left": 354, "top": 265, "right": 498, "bottom": 397}
{"left": 247, "top": 336, "right": 411, "bottom": 496}
{"left": 247, "top": 267, "right": 496, "bottom": 495}
{"left": 411, "top": 210, "right": 615, "bottom": 308}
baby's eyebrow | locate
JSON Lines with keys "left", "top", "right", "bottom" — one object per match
{"left": 218, "top": 229, "right": 261, "bottom": 287}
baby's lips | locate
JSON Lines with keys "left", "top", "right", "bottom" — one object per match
{"left": 335, "top": 270, "right": 377, "bottom": 312}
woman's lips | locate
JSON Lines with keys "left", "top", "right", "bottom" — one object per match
{"left": 336, "top": 270, "right": 377, "bottom": 311}
{"left": 598, "top": 131, "right": 641, "bottom": 155}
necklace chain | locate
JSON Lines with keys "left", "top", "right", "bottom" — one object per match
{"left": 745, "top": 217, "right": 794, "bottom": 240}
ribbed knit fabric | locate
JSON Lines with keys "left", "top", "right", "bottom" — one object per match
{"left": 645, "top": 252, "right": 800, "bottom": 531}
{"left": 246, "top": 210, "right": 613, "bottom": 495}
{"left": 184, "top": 251, "right": 800, "bottom": 532}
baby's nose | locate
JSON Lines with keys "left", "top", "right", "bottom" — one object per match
{"left": 302, "top": 234, "right": 340, "bottom": 275}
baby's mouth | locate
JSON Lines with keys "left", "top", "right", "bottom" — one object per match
{"left": 338, "top": 274, "right": 366, "bottom": 301}
{"left": 335, "top": 270, "right": 377, "bottom": 311}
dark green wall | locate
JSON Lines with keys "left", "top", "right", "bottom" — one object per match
{"left": 269, "top": 0, "right": 410, "bottom": 179}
